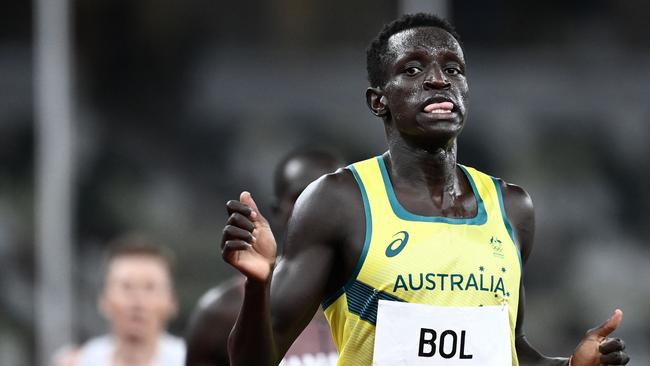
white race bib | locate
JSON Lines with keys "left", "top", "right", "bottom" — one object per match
{"left": 373, "top": 301, "right": 511, "bottom": 365}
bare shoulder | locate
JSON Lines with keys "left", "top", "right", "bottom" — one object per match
{"left": 494, "top": 178, "right": 535, "bottom": 264}
{"left": 185, "top": 277, "right": 243, "bottom": 365}
{"left": 268, "top": 167, "right": 364, "bottom": 349}
{"left": 497, "top": 180, "right": 534, "bottom": 217}
{"left": 294, "top": 167, "right": 360, "bottom": 214}
{"left": 287, "top": 167, "right": 363, "bottom": 248}
{"left": 278, "top": 166, "right": 366, "bottom": 300}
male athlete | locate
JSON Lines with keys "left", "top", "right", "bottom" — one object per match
{"left": 54, "top": 235, "right": 185, "bottom": 366}
{"left": 220, "top": 14, "right": 630, "bottom": 365}
{"left": 186, "top": 149, "right": 343, "bottom": 366}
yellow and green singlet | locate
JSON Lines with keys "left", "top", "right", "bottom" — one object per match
{"left": 322, "top": 156, "right": 522, "bottom": 365}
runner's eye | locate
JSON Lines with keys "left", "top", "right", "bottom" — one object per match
{"left": 444, "top": 67, "right": 462, "bottom": 75}
{"left": 405, "top": 66, "right": 422, "bottom": 76}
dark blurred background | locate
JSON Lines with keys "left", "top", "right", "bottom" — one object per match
{"left": 1, "top": 0, "right": 649, "bottom": 365}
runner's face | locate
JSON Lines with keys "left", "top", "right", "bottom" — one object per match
{"left": 382, "top": 27, "right": 468, "bottom": 142}
{"left": 100, "top": 256, "right": 176, "bottom": 341}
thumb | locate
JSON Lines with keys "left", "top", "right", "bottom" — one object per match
{"left": 589, "top": 309, "right": 623, "bottom": 338}
{"left": 240, "top": 191, "right": 266, "bottom": 223}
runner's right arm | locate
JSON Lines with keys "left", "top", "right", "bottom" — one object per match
{"left": 221, "top": 171, "right": 362, "bottom": 365}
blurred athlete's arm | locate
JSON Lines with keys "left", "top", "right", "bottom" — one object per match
{"left": 501, "top": 181, "right": 629, "bottom": 366}
{"left": 221, "top": 170, "right": 362, "bottom": 366}
{"left": 185, "top": 279, "right": 242, "bottom": 366}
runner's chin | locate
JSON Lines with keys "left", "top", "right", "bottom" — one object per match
{"left": 419, "top": 110, "right": 460, "bottom": 122}
{"left": 416, "top": 111, "right": 464, "bottom": 134}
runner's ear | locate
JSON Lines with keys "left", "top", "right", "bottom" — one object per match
{"left": 366, "top": 87, "right": 388, "bottom": 117}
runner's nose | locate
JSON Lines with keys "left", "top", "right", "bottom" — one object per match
{"left": 423, "top": 67, "right": 450, "bottom": 90}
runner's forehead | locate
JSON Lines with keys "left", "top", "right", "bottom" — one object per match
{"left": 386, "top": 27, "right": 464, "bottom": 61}
{"left": 106, "top": 255, "right": 171, "bottom": 282}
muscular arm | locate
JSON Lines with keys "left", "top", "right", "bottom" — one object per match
{"left": 185, "top": 278, "right": 243, "bottom": 366}
{"left": 222, "top": 170, "right": 363, "bottom": 365}
{"left": 502, "top": 180, "right": 628, "bottom": 366}
{"left": 500, "top": 180, "right": 569, "bottom": 365}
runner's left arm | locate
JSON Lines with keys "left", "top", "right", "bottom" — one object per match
{"left": 500, "top": 180, "right": 629, "bottom": 366}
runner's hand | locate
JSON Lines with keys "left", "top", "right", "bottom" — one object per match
{"left": 221, "top": 191, "right": 277, "bottom": 283}
{"left": 570, "top": 309, "right": 629, "bottom": 365}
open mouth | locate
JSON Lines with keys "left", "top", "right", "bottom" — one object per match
{"left": 424, "top": 102, "right": 454, "bottom": 113}
{"left": 422, "top": 96, "right": 457, "bottom": 115}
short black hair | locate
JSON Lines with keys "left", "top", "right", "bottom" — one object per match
{"left": 273, "top": 147, "right": 345, "bottom": 198}
{"left": 366, "top": 13, "right": 462, "bottom": 88}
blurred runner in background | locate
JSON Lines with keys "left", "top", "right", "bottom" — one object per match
{"left": 53, "top": 235, "right": 185, "bottom": 366}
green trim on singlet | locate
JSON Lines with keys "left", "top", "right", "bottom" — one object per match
{"left": 377, "top": 156, "right": 487, "bottom": 224}
{"left": 491, "top": 177, "right": 523, "bottom": 269}
{"left": 345, "top": 279, "right": 406, "bottom": 325}
{"left": 322, "top": 165, "right": 373, "bottom": 310}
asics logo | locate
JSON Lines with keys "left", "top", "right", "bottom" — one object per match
{"left": 386, "top": 231, "right": 409, "bottom": 257}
